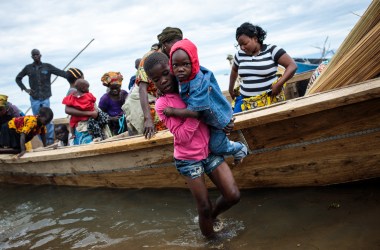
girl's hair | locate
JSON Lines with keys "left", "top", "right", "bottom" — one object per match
{"left": 66, "top": 68, "right": 83, "bottom": 84}
{"left": 38, "top": 107, "right": 54, "bottom": 122}
{"left": 143, "top": 52, "right": 169, "bottom": 76}
{"left": 55, "top": 124, "right": 68, "bottom": 132}
{"left": 236, "top": 22, "right": 267, "bottom": 45}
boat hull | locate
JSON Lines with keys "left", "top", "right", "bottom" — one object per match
{"left": 1, "top": 79, "right": 379, "bottom": 189}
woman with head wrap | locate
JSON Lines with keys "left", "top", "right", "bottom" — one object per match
{"left": 127, "top": 26, "right": 183, "bottom": 139}
{"left": 66, "top": 68, "right": 84, "bottom": 96}
{"left": 0, "top": 94, "right": 22, "bottom": 126}
{"left": 99, "top": 72, "right": 128, "bottom": 136}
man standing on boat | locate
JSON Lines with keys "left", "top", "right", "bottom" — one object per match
{"left": 15, "top": 49, "right": 67, "bottom": 145}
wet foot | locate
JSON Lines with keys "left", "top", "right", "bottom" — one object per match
{"left": 213, "top": 219, "right": 224, "bottom": 232}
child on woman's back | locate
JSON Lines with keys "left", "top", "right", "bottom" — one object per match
{"left": 62, "top": 79, "right": 96, "bottom": 138}
{"left": 144, "top": 51, "right": 240, "bottom": 238}
{"left": 0, "top": 107, "right": 54, "bottom": 158}
{"left": 166, "top": 38, "right": 247, "bottom": 165}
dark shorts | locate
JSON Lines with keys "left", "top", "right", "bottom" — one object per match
{"left": 174, "top": 154, "right": 224, "bottom": 179}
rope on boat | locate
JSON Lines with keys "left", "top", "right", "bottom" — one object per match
{"left": 237, "top": 127, "right": 380, "bottom": 155}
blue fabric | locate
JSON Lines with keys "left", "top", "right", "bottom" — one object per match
{"left": 73, "top": 128, "right": 93, "bottom": 145}
{"left": 209, "top": 127, "right": 243, "bottom": 156}
{"left": 128, "top": 75, "right": 136, "bottom": 92}
{"left": 179, "top": 66, "right": 233, "bottom": 129}
{"left": 29, "top": 97, "right": 54, "bottom": 144}
{"left": 233, "top": 95, "right": 244, "bottom": 113}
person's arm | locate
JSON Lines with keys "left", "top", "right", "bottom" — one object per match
{"left": 98, "top": 94, "right": 108, "bottom": 114}
{"left": 223, "top": 117, "right": 235, "bottom": 135}
{"left": 17, "top": 133, "right": 27, "bottom": 158}
{"left": 163, "top": 107, "right": 199, "bottom": 119}
{"left": 229, "top": 64, "right": 239, "bottom": 100}
{"left": 171, "top": 117, "right": 202, "bottom": 144}
{"left": 49, "top": 64, "right": 68, "bottom": 79}
{"left": 65, "top": 106, "right": 98, "bottom": 118}
{"left": 70, "top": 126, "right": 76, "bottom": 139}
{"left": 138, "top": 81, "right": 155, "bottom": 139}
{"left": 156, "top": 98, "right": 201, "bottom": 143}
{"left": 15, "top": 66, "right": 32, "bottom": 94}
{"left": 40, "top": 133, "right": 47, "bottom": 147}
{"left": 271, "top": 53, "right": 297, "bottom": 96}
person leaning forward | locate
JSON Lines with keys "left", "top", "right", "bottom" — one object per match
{"left": 15, "top": 49, "right": 67, "bottom": 145}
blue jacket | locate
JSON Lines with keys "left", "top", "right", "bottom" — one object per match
{"left": 179, "top": 66, "right": 232, "bottom": 129}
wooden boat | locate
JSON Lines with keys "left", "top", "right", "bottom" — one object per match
{"left": 1, "top": 78, "right": 379, "bottom": 189}
{"left": 293, "top": 58, "right": 320, "bottom": 73}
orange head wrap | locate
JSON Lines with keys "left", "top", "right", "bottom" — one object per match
{"left": 101, "top": 72, "right": 123, "bottom": 87}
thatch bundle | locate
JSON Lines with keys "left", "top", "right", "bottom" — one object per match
{"left": 306, "top": 0, "right": 380, "bottom": 94}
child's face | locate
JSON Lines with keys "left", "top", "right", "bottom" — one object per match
{"left": 109, "top": 83, "right": 121, "bottom": 96}
{"left": 171, "top": 49, "right": 192, "bottom": 82}
{"left": 148, "top": 63, "right": 176, "bottom": 95}
{"left": 55, "top": 127, "right": 68, "bottom": 141}
{"left": 75, "top": 80, "right": 90, "bottom": 93}
{"left": 38, "top": 115, "right": 51, "bottom": 125}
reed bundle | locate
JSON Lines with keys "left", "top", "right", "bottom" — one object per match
{"left": 306, "top": 0, "right": 380, "bottom": 94}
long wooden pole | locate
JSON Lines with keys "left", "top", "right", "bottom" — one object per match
{"left": 24, "top": 38, "right": 95, "bottom": 115}
{"left": 51, "top": 38, "right": 95, "bottom": 84}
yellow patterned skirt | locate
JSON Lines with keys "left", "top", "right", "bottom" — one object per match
{"left": 232, "top": 79, "right": 286, "bottom": 112}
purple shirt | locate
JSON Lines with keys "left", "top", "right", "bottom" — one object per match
{"left": 98, "top": 90, "right": 128, "bottom": 117}
{"left": 0, "top": 102, "right": 21, "bottom": 125}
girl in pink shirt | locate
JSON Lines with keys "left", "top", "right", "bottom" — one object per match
{"left": 144, "top": 51, "right": 240, "bottom": 238}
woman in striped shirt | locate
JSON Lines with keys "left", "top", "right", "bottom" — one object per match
{"left": 229, "top": 22, "right": 297, "bottom": 113}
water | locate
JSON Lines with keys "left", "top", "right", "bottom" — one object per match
{"left": 0, "top": 180, "right": 379, "bottom": 249}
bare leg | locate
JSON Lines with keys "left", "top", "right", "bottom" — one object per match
{"left": 185, "top": 175, "right": 215, "bottom": 238}
{"left": 207, "top": 161, "right": 240, "bottom": 219}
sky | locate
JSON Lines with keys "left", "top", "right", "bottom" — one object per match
{"left": 0, "top": 0, "right": 372, "bottom": 118}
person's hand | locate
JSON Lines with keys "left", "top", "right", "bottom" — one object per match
{"left": 89, "top": 110, "right": 99, "bottom": 119}
{"left": 24, "top": 89, "right": 33, "bottom": 95}
{"left": 143, "top": 117, "right": 155, "bottom": 139}
{"left": 16, "top": 150, "right": 26, "bottom": 158}
{"left": 223, "top": 117, "right": 235, "bottom": 135}
{"left": 271, "top": 83, "right": 283, "bottom": 97}
{"left": 163, "top": 107, "right": 175, "bottom": 117}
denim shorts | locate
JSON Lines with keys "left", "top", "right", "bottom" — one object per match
{"left": 174, "top": 154, "right": 224, "bottom": 179}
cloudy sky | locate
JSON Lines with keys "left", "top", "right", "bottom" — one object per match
{"left": 0, "top": 0, "right": 372, "bottom": 118}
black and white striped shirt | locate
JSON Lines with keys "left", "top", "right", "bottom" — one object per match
{"left": 233, "top": 44, "right": 286, "bottom": 97}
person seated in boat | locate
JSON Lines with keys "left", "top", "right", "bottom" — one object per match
{"left": 63, "top": 79, "right": 97, "bottom": 145}
{"left": 127, "top": 28, "right": 183, "bottom": 138}
{"left": 127, "top": 58, "right": 141, "bottom": 93}
{"left": 54, "top": 124, "right": 73, "bottom": 147}
{"left": 144, "top": 51, "right": 240, "bottom": 238}
{"left": 0, "top": 94, "right": 23, "bottom": 126}
{"left": 66, "top": 68, "right": 84, "bottom": 96}
{"left": 99, "top": 72, "right": 128, "bottom": 136}
{"left": 306, "top": 59, "right": 330, "bottom": 93}
{"left": 166, "top": 38, "right": 247, "bottom": 166}
{"left": 228, "top": 22, "right": 297, "bottom": 113}
{"left": 0, "top": 107, "right": 53, "bottom": 158}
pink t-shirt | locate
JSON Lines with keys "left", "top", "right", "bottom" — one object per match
{"left": 155, "top": 93, "right": 209, "bottom": 161}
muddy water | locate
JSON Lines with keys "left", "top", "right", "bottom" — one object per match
{"left": 0, "top": 180, "right": 379, "bottom": 249}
